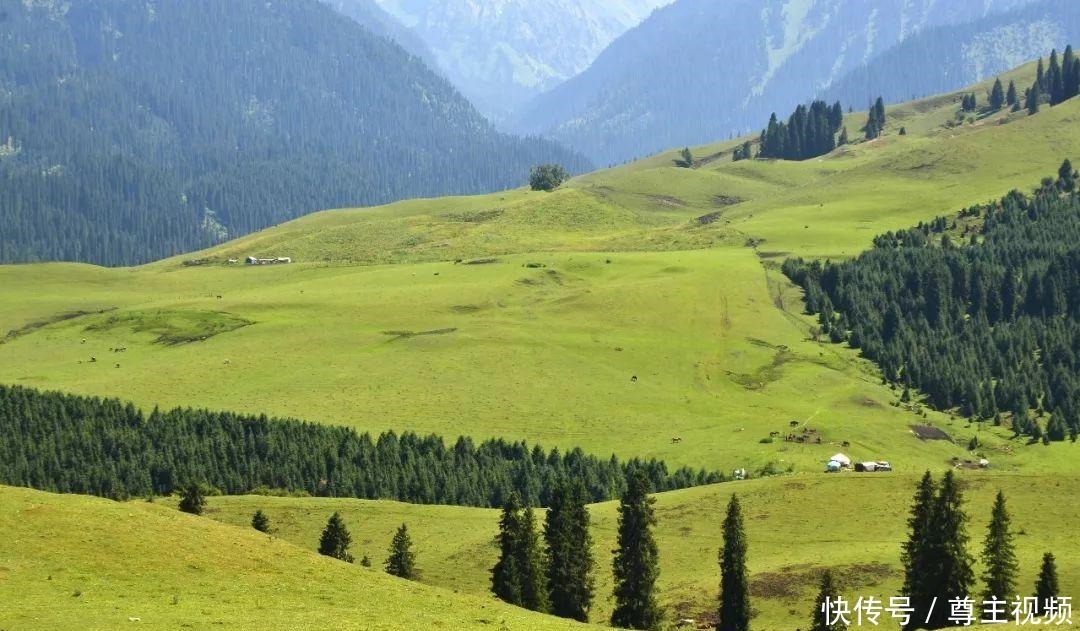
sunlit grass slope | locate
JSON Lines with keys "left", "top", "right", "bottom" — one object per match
{"left": 2, "top": 246, "right": 1031, "bottom": 474}
{"left": 207, "top": 472, "right": 1080, "bottom": 630}
{"left": 174, "top": 62, "right": 1080, "bottom": 265}
{"left": 0, "top": 62, "right": 1078, "bottom": 476}
{"left": 0, "top": 485, "right": 600, "bottom": 631}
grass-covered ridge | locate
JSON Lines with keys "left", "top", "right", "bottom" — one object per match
{"left": 0, "top": 485, "right": 605, "bottom": 631}
{"left": 0, "top": 61, "right": 1078, "bottom": 479}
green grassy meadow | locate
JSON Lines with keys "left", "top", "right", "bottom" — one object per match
{"left": 0, "top": 485, "right": 600, "bottom": 631}
{"left": 1, "top": 63, "right": 1079, "bottom": 630}
{"left": 3, "top": 85, "right": 1079, "bottom": 475}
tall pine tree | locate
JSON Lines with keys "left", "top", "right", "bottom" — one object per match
{"left": 718, "top": 494, "right": 750, "bottom": 631}
{"left": 1034, "top": 552, "right": 1060, "bottom": 615}
{"left": 544, "top": 480, "right": 595, "bottom": 622}
{"left": 611, "top": 469, "right": 663, "bottom": 630}
{"left": 519, "top": 506, "right": 551, "bottom": 613}
{"left": 989, "top": 79, "right": 1005, "bottom": 110}
{"left": 981, "top": 491, "right": 1018, "bottom": 602}
{"left": 901, "top": 471, "right": 937, "bottom": 630}
{"left": 925, "top": 471, "right": 975, "bottom": 629}
{"left": 385, "top": 523, "right": 417, "bottom": 579}
{"left": 492, "top": 493, "right": 525, "bottom": 605}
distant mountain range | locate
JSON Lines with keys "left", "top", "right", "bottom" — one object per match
{"left": 368, "top": 0, "right": 674, "bottom": 119}
{"left": 822, "top": 0, "right": 1080, "bottom": 108}
{"left": 511, "top": 0, "right": 1072, "bottom": 165}
{"left": 0, "top": 0, "right": 589, "bottom": 266}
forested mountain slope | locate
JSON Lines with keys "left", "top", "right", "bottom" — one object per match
{"left": 513, "top": 0, "right": 1057, "bottom": 165}
{"left": 0, "top": 0, "right": 588, "bottom": 266}
{"left": 322, "top": 0, "right": 438, "bottom": 67}
{"left": 824, "top": 0, "right": 1080, "bottom": 107}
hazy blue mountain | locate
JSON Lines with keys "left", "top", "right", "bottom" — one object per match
{"left": 322, "top": 0, "right": 438, "bottom": 67}
{"left": 0, "top": 0, "right": 590, "bottom": 265}
{"left": 823, "top": 0, "right": 1080, "bottom": 107}
{"left": 372, "top": 0, "right": 674, "bottom": 120}
{"left": 514, "top": 0, "right": 1043, "bottom": 165}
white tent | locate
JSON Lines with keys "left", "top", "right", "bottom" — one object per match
{"left": 830, "top": 453, "right": 852, "bottom": 467}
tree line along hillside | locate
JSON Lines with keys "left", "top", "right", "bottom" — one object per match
{"left": 0, "top": 383, "right": 722, "bottom": 506}
{"left": 783, "top": 162, "right": 1080, "bottom": 442}
{"left": 0, "top": 0, "right": 589, "bottom": 266}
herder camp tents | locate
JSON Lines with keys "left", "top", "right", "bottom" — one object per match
{"left": 829, "top": 453, "right": 852, "bottom": 468}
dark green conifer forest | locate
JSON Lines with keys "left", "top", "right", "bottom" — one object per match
{"left": 0, "top": 384, "right": 721, "bottom": 506}
{"left": 0, "top": 0, "right": 589, "bottom": 266}
{"left": 784, "top": 164, "right": 1080, "bottom": 439}
{"left": 757, "top": 101, "right": 845, "bottom": 161}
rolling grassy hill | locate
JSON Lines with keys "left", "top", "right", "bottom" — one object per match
{"left": 1, "top": 62, "right": 1078, "bottom": 479}
{"left": 0, "top": 485, "right": 601, "bottom": 631}
{"left": 200, "top": 472, "right": 1080, "bottom": 629}
{"left": 2, "top": 59, "right": 1079, "bottom": 631}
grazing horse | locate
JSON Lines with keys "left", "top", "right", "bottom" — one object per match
{"left": 671, "top": 436, "right": 683, "bottom": 444}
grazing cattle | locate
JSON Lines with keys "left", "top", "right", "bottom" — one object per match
{"left": 769, "top": 431, "right": 781, "bottom": 437}
{"left": 115, "top": 363, "right": 120, "bottom": 368}
{"left": 789, "top": 420, "right": 800, "bottom": 427}
{"left": 630, "top": 375, "right": 638, "bottom": 383}
{"left": 671, "top": 436, "right": 682, "bottom": 444}
{"left": 224, "top": 359, "right": 231, "bottom": 365}
{"left": 842, "top": 441, "right": 851, "bottom": 447}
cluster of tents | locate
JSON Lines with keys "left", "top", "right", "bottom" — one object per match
{"left": 825, "top": 453, "right": 892, "bottom": 473}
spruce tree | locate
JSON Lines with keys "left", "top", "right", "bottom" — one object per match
{"left": 1027, "top": 85, "right": 1041, "bottom": 115}
{"left": 1048, "top": 50, "right": 1063, "bottom": 105}
{"left": 251, "top": 509, "right": 271, "bottom": 533}
{"left": 178, "top": 483, "right": 206, "bottom": 516}
{"left": 925, "top": 471, "right": 975, "bottom": 629}
{"left": 385, "top": 523, "right": 417, "bottom": 579}
{"left": 1034, "top": 552, "right": 1060, "bottom": 615}
{"left": 837, "top": 127, "right": 849, "bottom": 146}
{"left": 981, "top": 491, "right": 1018, "bottom": 602}
{"left": 318, "top": 511, "right": 354, "bottom": 563}
{"left": 519, "top": 506, "right": 551, "bottom": 613}
{"left": 545, "top": 480, "right": 595, "bottom": 622}
{"left": 810, "top": 570, "right": 846, "bottom": 631}
{"left": 1064, "top": 45, "right": 1078, "bottom": 100}
{"left": 718, "top": 494, "right": 750, "bottom": 631}
{"left": 492, "top": 493, "right": 525, "bottom": 605}
{"left": 901, "top": 471, "right": 937, "bottom": 630}
{"left": 1058, "top": 158, "right": 1076, "bottom": 193}
{"left": 1006, "top": 80, "right": 1018, "bottom": 107}
{"left": 864, "top": 97, "right": 886, "bottom": 140}
{"left": 611, "top": 469, "right": 663, "bottom": 630}
{"left": 990, "top": 79, "right": 1005, "bottom": 110}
